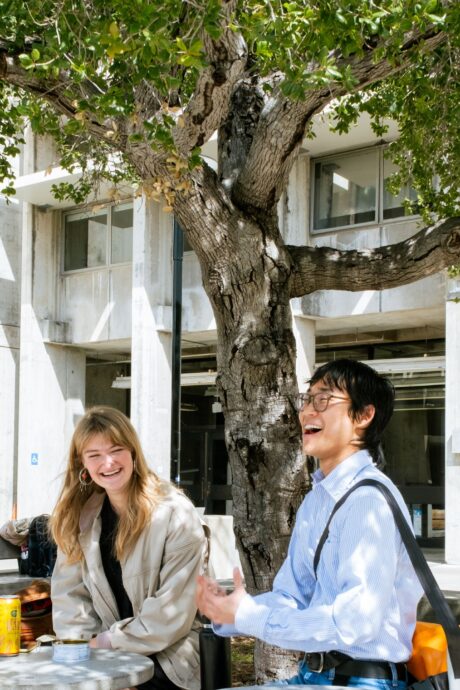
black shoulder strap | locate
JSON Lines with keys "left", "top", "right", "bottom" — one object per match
{"left": 313, "top": 480, "right": 370, "bottom": 579}
{"left": 312, "top": 478, "right": 460, "bottom": 676}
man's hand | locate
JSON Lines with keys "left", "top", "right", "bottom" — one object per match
{"left": 89, "top": 631, "right": 112, "bottom": 649}
{"left": 196, "top": 567, "right": 247, "bottom": 626}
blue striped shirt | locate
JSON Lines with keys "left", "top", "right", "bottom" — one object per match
{"left": 219, "top": 450, "right": 422, "bottom": 661}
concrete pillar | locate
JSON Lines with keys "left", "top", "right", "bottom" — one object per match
{"left": 16, "top": 195, "right": 85, "bottom": 518}
{"left": 291, "top": 306, "right": 316, "bottom": 390}
{"left": 281, "top": 152, "right": 310, "bottom": 246}
{"left": 0, "top": 195, "right": 21, "bottom": 522}
{"left": 16, "top": 340, "right": 86, "bottom": 517}
{"left": 445, "top": 290, "right": 460, "bottom": 564}
{"left": 284, "top": 152, "right": 316, "bottom": 390}
{"left": 130, "top": 197, "right": 173, "bottom": 480}
{"left": 0, "top": 336, "right": 19, "bottom": 523}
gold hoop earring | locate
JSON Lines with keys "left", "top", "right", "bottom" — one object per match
{"left": 133, "top": 459, "right": 137, "bottom": 474}
{"left": 79, "top": 467, "right": 93, "bottom": 490}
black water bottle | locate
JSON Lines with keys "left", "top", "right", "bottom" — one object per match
{"left": 199, "top": 618, "right": 232, "bottom": 690}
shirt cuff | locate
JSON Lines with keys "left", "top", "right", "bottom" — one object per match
{"left": 94, "top": 631, "right": 113, "bottom": 649}
{"left": 234, "top": 593, "right": 271, "bottom": 639}
{"left": 212, "top": 622, "right": 237, "bottom": 637}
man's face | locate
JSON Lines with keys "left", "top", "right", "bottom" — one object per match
{"left": 298, "top": 380, "right": 370, "bottom": 472}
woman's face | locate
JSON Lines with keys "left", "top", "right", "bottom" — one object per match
{"left": 81, "top": 432, "right": 134, "bottom": 499}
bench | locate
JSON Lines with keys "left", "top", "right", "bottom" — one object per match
{"left": 0, "top": 536, "right": 36, "bottom": 594}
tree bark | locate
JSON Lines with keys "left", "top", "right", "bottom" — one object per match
{"left": 288, "top": 217, "right": 460, "bottom": 297}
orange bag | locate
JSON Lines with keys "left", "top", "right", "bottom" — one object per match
{"left": 408, "top": 621, "right": 448, "bottom": 681}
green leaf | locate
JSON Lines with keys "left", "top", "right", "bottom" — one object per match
{"left": 18, "top": 54, "right": 33, "bottom": 68}
{"left": 325, "top": 66, "right": 343, "bottom": 80}
{"left": 109, "top": 21, "right": 120, "bottom": 38}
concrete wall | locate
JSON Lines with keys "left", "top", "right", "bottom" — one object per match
{"left": 280, "top": 152, "right": 310, "bottom": 246}
{"left": 182, "top": 250, "right": 216, "bottom": 335}
{"left": 59, "top": 263, "right": 132, "bottom": 345}
{"left": 34, "top": 135, "right": 59, "bottom": 172}
{"left": 16, "top": 201, "right": 85, "bottom": 518}
{"left": 0, "top": 195, "right": 21, "bottom": 524}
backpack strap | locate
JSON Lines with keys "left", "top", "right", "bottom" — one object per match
{"left": 312, "top": 480, "right": 371, "bottom": 579}
{"left": 312, "top": 478, "right": 460, "bottom": 676}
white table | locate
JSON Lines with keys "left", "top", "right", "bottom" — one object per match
{"left": 0, "top": 646, "right": 154, "bottom": 689}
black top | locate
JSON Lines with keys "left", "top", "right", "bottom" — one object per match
{"left": 99, "top": 495, "right": 134, "bottom": 620}
{"left": 98, "top": 497, "right": 180, "bottom": 690}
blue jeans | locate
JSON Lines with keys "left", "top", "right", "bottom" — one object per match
{"left": 275, "top": 658, "right": 408, "bottom": 690}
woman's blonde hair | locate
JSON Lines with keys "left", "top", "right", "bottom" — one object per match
{"left": 50, "top": 406, "right": 169, "bottom": 563}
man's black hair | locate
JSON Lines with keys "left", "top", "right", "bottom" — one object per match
{"left": 309, "top": 358, "right": 395, "bottom": 464}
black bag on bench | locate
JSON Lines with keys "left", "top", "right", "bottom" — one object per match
{"left": 22, "top": 515, "right": 57, "bottom": 578}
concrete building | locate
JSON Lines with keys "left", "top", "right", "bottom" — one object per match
{"left": 3, "top": 114, "right": 460, "bottom": 564}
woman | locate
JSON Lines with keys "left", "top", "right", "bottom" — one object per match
{"left": 50, "top": 406, "right": 208, "bottom": 690}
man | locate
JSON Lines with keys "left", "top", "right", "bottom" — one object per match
{"left": 196, "top": 358, "right": 422, "bottom": 688}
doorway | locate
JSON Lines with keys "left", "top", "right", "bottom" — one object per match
{"left": 179, "top": 386, "right": 231, "bottom": 514}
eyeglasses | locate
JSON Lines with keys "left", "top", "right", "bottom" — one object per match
{"left": 296, "top": 391, "right": 350, "bottom": 413}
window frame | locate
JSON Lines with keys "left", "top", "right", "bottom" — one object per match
{"left": 62, "top": 202, "right": 133, "bottom": 274}
{"left": 310, "top": 145, "right": 419, "bottom": 235}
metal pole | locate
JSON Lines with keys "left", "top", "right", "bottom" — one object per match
{"left": 170, "top": 220, "right": 183, "bottom": 483}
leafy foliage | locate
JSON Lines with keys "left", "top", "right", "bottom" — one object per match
{"left": 238, "top": 0, "right": 448, "bottom": 91}
{"left": 0, "top": 0, "right": 459, "bottom": 216}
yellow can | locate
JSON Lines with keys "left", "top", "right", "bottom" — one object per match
{"left": 0, "top": 595, "right": 21, "bottom": 656}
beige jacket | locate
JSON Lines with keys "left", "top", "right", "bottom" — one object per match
{"left": 51, "top": 487, "right": 209, "bottom": 689}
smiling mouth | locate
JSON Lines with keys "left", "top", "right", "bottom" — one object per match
{"left": 101, "top": 468, "right": 122, "bottom": 477}
{"left": 304, "top": 426, "right": 322, "bottom": 435}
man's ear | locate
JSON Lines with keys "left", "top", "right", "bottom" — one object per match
{"left": 355, "top": 404, "right": 376, "bottom": 430}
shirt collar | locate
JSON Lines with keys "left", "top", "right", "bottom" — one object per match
{"left": 312, "top": 449, "right": 374, "bottom": 501}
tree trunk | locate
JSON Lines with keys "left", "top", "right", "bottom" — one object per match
{"left": 171, "top": 162, "right": 308, "bottom": 678}
{"left": 192, "top": 203, "right": 308, "bottom": 681}
{"left": 254, "top": 640, "right": 302, "bottom": 684}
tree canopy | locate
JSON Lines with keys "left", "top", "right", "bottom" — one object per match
{"left": 1, "top": 0, "right": 459, "bottom": 220}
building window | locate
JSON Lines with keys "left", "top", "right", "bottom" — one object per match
{"left": 63, "top": 203, "right": 133, "bottom": 272}
{"left": 111, "top": 206, "right": 133, "bottom": 264}
{"left": 312, "top": 147, "right": 418, "bottom": 232}
{"left": 382, "top": 157, "right": 419, "bottom": 221}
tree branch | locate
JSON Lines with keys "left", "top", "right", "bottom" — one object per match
{"left": 232, "top": 27, "right": 447, "bottom": 214}
{"left": 173, "top": 0, "right": 248, "bottom": 155}
{"left": 287, "top": 217, "right": 460, "bottom": 297}
{"left": 0, "top": 53, "right": 114, "bottom": 142}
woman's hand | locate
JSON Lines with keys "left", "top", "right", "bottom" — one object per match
{"left": 196, "top": 567, "right": 246, "bottom": 626}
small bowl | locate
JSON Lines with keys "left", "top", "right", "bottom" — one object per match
{"left": 53, "top": 639, "right": 90, "bottom": 663}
